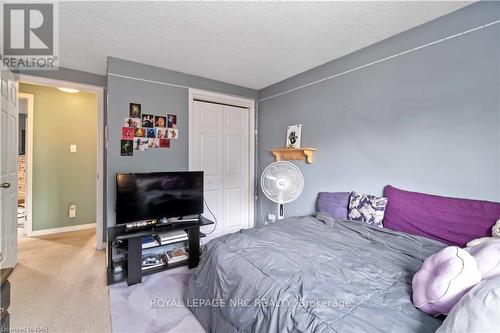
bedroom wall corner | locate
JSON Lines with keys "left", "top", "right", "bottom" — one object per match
{"left": 105, "top": 57, "right": 258, "bottom": 229}
{"left": 256, "top": 1, "right": 500, "bottom": 223}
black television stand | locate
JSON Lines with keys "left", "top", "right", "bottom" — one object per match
{"left": 106, "top": 216, "right": 214, "bottom": 285}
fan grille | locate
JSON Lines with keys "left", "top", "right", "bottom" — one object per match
{"left": 260, "top": 161, "right": 304, "bottom": 204}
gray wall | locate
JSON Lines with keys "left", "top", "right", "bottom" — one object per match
{"left": 106, "top": 57, "right": 257, "bottom": 228}
{"left": 257, "top": 2, "right": 500, "bottom": 223}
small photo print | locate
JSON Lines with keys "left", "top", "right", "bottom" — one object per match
{"left": 167, "top": 128, "right": 178, "bottom": 139}
{"left": 286, "top": 124, "right": 301, "bottom": 149}
{"left": 122, "top": 127, "right": 134, "bottom": 140}
{"left": 134, "top": 138, "right": 149, "bottom": 151}
{"left": 142, "top": 114, "right": 154, "bottom": 128}
{"left": 159, "top": 138, "right": 170, "bottom": 148}
{"left": 120, "top": 140, "right": 133, "bottom": 156}
{"left": 124, "top": 117, "right": 141, "bottom": 128}
{"left": 148, "top": 138, "right": 160, "bottom": 149}
{"left": 129, "top": 103, "right": 141, "bottom": 118}
{"left": 146, "top": 128, "right": 156, "bottom": 138}
{"left": 134, "top": 128, "right": 146, "bottom": 138}
{"left": 155, "top": 128, "right": 166, "bottom": 139}
{"left": 167, "top": 114, "right": 177, "bottom": 128}
{"left": 155, "top": 116, "right": 166, "bottom": 128}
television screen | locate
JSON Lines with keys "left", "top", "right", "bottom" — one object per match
{"left": 115, "top": 171, "right": 203, "bottom": 225}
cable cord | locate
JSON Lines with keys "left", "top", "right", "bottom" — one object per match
{"left": 203, "top": 198, "right": 218, "bottom": 235}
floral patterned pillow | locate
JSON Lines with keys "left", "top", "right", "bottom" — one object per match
{"left": 348, "top": 192, "right": 388, "bottom": 228}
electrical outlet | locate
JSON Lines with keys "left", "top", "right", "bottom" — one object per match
{"left": 69, "top": 204, "right": 76, "bottom": 218}
{"left": 70, "top": 144, "right": 77, "bottom": 153}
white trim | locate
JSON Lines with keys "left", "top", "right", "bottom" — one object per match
{"left": 30, "top": 223, "right": 96, "bottom": 237}
{"left": 17, "top": 74, "right": 105, "bottom": 250}
{"left": 17, "top": 93, "right": 34, "bottom": 237}
{"left": 96, "top": 87, "right": 104, "bottom": 250}
{"left": 259, "top": 19, "right": 500, "bottom": 102}
{"left": 188, "top": 89, "right": 256, "bottom": 229}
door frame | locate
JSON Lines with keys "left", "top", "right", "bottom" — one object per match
{"left": 17, "top": 74, "right": 105, "bottom": 250}
{"left": 17, "top": 93, "right": 34, "bottom": 238}
{"left": 188, "top": 88, "right": 255, "bottom": 229}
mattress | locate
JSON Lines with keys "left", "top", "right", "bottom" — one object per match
{"left": 186, "top": 217, "right": 446, "bottom": 333}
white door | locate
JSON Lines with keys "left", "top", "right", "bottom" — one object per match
{"left": 192, "top": 101, "right": 250, "bottom": 239}
{"left": 0, "top": 69, "right": 18, "bottom": 269}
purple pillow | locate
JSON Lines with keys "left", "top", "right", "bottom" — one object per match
{"left": 383, "top": 185, "right": 500, "bottom": 247}
{"left": 466, "top": 240, "right": 500, "bottom": 280}
{"left": 316, "top": 192, "right": 350, "bottom": 220}
{"left": 412, "top": 246, "right": 481, "bottom": 316}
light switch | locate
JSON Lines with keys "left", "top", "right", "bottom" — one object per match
{"left": 69, "top": 204, "right": 76, "bottom": 218}
{"left": 70, "top": 144, "right": 77, "bottom": 153}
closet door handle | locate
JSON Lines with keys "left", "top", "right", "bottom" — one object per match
{"left": 0, "top": 183, "right": 11, "bottom": 189}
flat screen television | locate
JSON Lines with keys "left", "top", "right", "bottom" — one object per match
{"left": 115, "top": 171, "right": 203, "bottom": 225}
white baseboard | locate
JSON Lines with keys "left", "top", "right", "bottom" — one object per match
{"left": 29, "top": 223, "right": 96, "bottom": 236}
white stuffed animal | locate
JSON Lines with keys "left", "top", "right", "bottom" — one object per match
{"left": 466, "top": 219, "right": 500, "bottom": 247}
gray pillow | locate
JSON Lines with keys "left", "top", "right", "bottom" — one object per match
{"left": 436, "top": 277, "right": 500, "bottom": 333}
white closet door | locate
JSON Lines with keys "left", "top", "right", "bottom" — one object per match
{"left": 192, "top": 101, "right": 249, "bottom": 239}
{"left": 223, "top": 105, "right": 249, "bottom": 233}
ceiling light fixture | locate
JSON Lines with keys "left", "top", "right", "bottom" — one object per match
{"left": 58, "top": 87, "right": 79, "bottom": 93}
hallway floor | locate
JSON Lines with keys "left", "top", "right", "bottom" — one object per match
{"left": 9, "top": 229, "right": 111, "bottom": 333}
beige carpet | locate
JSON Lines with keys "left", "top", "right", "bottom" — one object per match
{"left": 9, "top": 229, "right": 111, "bottom": 333}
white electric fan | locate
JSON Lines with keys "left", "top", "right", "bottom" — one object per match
{"left": 261, "top": 161, "right": 304, "bottom": 220}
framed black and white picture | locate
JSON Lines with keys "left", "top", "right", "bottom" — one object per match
{"left": 286, "top": 124, "right": 301, "bottom": 149}
{"left": 141, "top": 114, "right": 154, "bottom": 128}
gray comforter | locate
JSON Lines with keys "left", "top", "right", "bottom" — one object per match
{"left": 186, "top": 217, "right": 446, "bottom": 333}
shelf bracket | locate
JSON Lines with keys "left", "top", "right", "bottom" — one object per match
{"left": 270, "top": 148, "right": 316, "bottom": 164}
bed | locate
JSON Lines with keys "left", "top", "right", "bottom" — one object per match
{"left": 186, "top": 216, "right": 447, "bottom": 333}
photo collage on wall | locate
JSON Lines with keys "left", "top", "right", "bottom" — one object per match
{"left": 121, "top": 102, "right": 178, "bottom": 156}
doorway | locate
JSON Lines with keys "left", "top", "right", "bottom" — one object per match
{"left": 188, "top": 89, "right": 255, "bottom": 240}
{"left": 16, "top": 93, "right": 32, "bottom": 239}
{"left": 17, "top": 75, "right": 104, "bottom": 249}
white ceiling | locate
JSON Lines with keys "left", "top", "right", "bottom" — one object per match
{"left": 59, "top": 1, "right": 472, "bottom": 90}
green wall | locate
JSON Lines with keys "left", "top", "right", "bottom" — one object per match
{"left": 20, "top": 83, "right": 97, "bottom": 231}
